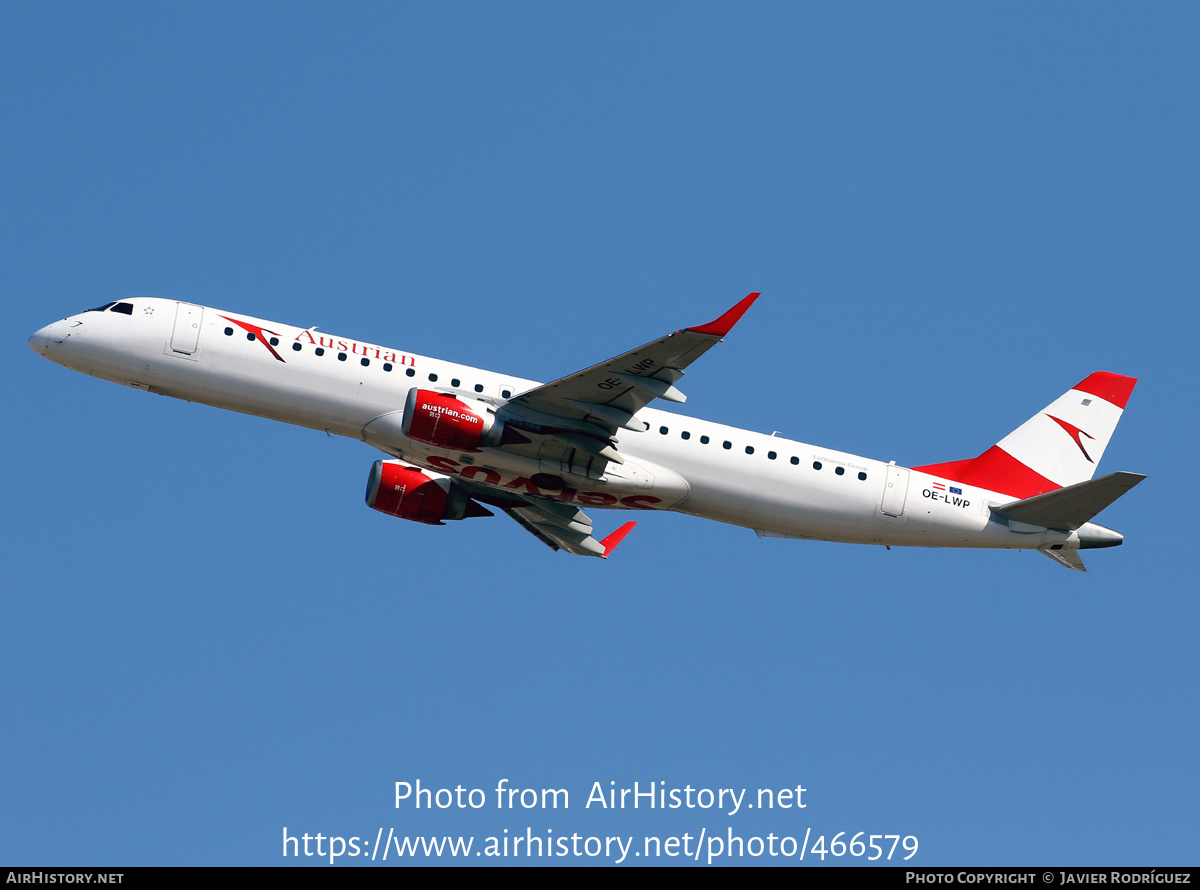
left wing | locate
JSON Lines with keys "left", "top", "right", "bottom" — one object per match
{"left": 454, "top": 476, "right": 636, "bottom": 557}
{"left": 493, "top": 293, "right": 759, "bottom": 478}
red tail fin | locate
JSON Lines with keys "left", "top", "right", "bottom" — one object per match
{"left": 914, "top": 373, "right": 1137, "bottom": 499}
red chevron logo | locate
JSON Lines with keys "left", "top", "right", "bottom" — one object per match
{"left": 1047, "top": 414, "right": 1095, "bottom": 463}
{"left": 221, "top": 315, "right": 286, "bottom": 363}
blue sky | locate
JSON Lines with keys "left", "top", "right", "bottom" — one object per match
{"left": 3, "top": 3, "right": 1196, "bottom": 866}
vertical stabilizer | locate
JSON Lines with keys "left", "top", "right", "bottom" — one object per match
{"left": 914, "top": 372, "right": 1136, "bottom": 499}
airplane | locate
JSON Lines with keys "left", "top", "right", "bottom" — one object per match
{"left": 28, "top": 294, "right": 1143, "bottom": 570}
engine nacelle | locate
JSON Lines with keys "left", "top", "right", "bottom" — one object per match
{"left": 401, "top": 389, "right": 502, "bottom": 452}
{"left": 364, "top": 460, "right": 492, "bottom": 525}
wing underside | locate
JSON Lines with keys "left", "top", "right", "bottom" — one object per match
{"left": 453, "top": 476, "right": 635, "bottom": 558}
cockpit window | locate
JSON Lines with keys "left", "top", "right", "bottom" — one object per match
{"left": 111, "top": 302, "right": 134, "bottom": 315}
{"left": 87, "top": 302, "right": 117, "bottom": 313}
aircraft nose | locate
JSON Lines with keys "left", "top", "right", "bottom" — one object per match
{"left": 29, "top": 320, "right": 69, "bottom": 356}
{"left": 29, "top": 325, "right": 54, "bottom": 354}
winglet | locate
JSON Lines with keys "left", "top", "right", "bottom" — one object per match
{"left": 685, "top": 292, "right": 760, "bottom": 337}
{"left": 599, "top": 521, "right": 637, "bottom": 557}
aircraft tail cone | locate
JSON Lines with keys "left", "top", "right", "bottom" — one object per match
{"left": 1077, "top": 522, "right": 1123, "bottom": 550}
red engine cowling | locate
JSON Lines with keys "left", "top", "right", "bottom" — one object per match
{"left": 401, "top": 389, "right": 499, "bottom": 452}
{"left": 364, "top": 460, "right": 492, "bottom": 524}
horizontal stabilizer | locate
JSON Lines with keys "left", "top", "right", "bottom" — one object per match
{"left": 993, "top": 471, "right": 1145, "bottom": 530}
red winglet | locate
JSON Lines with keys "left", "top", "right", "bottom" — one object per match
{"left": 685, "top": 292, "right": 760, "bottom": 337}
{"left": 599, "top": 521, "right": 637, "bottom": 557}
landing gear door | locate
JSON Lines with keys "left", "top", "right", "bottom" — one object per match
{"left": 881, "top": 465, "right": 910, "bottom": 517}
{"left": 170, "top": 302, "right": 204, "bottom": 355}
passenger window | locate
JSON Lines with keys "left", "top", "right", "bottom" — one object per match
{"left": 406, "top": 368, "right": 415, "bottom": 377}
{"left": 768, "top": 451, "right": 777, "bottom": 460}
{"left": 474, "top": 384, "right": 484, "bottom": 393}
{"left": 224, "top": 327, "right": 234, "bottom": 336}
{"left": 722, "top": 441, "right": 732, "bottom": 450}
{"left": 246, "top": 333, "right": 256, "bottom": 341}
{"left": 269, "top": 337, "right": 279, "bottom": 346}
{"left": 790, "top": 456, "right": 799, "bottom": 465}
{"left": 315, "top": 348, "right": 325, "bottom": 356}
{"left": 681, "top": 431, "right": 691, "bottom": 440}
{"left": 700, "top": 435, "right": 710, "bottom": 444}
{"left": 813, "top": 461, "right": 822, "bottom": 470}
{"left": 338, "top": 353, "right": 348, "bottom": 362}
{"left": 383, "top": 363, "right": 393, "bottom": 372}
{"left": 361, "top": 358, "right": 370, "bottom": 367}
{"left": 292, "top": 342, "right": 302, "bottom": 351}
{"left": 858, "top": 472, "right": 867, "bottom": 481}
{"left": 429, "top": 373, "right": 438, "bottom": 382}
{"left": 502, "top": 389, "right": 512, "bottom": 398}
{"left": 835, "top": 466, "right": 845, "bottom": 476}
{"left": 660, "top": 426, "right": 669, "bottom": 435}
{"left": 745, "top": 446, "right": 754, "bottom": 455}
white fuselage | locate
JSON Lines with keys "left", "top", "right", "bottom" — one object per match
{"left": 29, "top": 298, "right": 1078, "bottom": 552}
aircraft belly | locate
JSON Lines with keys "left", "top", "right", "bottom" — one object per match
{"left": 124, "top": 353, "right": 1082, "bottom": 552}
{"left": 381, "top": 445, "right": 692, "bottom": 511}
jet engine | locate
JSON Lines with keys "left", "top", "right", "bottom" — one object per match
{"left": 401, "top": 389, "right": 504, "bottom": 452}
{"left": 364, "top": 460, "right": 493, "bottom": 524}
